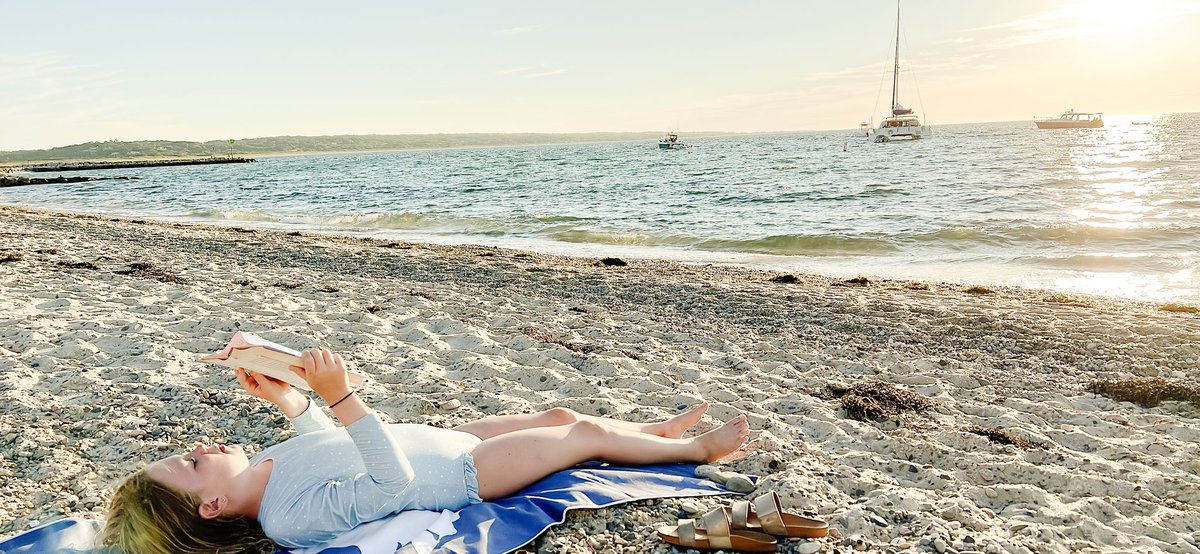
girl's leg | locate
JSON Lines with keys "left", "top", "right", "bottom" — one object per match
{"left": 453, "top": 403, "right": 709, "bottom": 441}
{"left": 471, "top": 415, "right": 748, "bottom": 499}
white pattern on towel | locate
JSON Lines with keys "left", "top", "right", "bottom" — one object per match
{"left": 287, "top": 509, "right": 458, "bottom": 554}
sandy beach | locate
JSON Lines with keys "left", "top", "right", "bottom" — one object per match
{"left": 1, "top": 204, "right": 1198, "bottom": 553}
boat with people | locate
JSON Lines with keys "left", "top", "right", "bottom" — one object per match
{"left": 658, "top": 132, "right": 687, "bottom": 150}
{"left": 1035, "top": 109, "right": 1104, "bottom": 129}
{"left": 871, "top": 0, "right": 929, "bottom": 143}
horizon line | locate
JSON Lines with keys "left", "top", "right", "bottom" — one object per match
{"left": 6, "top": 111, "right": 1193, "bottom": 153}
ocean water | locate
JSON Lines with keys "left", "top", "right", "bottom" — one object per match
{"left": 5, "top": 114, "right": 1198, "bottom": 303}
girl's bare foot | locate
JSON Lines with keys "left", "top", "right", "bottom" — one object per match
{"left": 649, "top": 402, "right": 710, "bottom": 438}
{"left": 695, "top": 414, "right": 750, "bottom": 462}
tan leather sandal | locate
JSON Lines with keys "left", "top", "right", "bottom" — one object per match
{"left": 729, "top": 491, "right": 829, "bottom": 539}
{"left": 657, "top": 505, "right": 778, "bottom": 552}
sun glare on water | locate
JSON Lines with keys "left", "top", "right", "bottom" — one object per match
{"left": 1049, "top": 112, "right": 1199, "bottom": 302}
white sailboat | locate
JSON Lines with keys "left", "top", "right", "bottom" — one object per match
{"left": 873, "top": 0, "right": 929, "bottom": 143}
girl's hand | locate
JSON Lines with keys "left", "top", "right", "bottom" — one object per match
{"left": 235, "top": 367, "right": 308, "bottom": 418}
{"left": 235, "top": 367, "right": 292, "bottom": 402}
{"left": 295, "top": 348, "right": 352, "bottom": 404}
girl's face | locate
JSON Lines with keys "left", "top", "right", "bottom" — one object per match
{"left": 146, "top": 443, "right": 249, "bottom": 503}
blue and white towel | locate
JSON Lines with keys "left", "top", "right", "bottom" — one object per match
{"left": 1, "top": 463, "right": 731, "bottom": 554}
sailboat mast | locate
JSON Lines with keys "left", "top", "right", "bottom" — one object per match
{"left": 892, "top": 0, "right": 900, "bottom": 114}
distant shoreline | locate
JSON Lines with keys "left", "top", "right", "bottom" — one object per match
{"left": 0, "top": 131, "right": 746, "bottom": 166}
{"left": 6, "top": 112, "right": 1196, "bottom": 165}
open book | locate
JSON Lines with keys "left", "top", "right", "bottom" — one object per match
{"left": 202, "top": 331, "right": 366, "bottom": 391}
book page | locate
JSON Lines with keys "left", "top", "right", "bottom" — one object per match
{"left": 208, "top": 347, "right": 310, "bottom": 389}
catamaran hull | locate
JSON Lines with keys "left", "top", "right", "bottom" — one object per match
{"left": 874, "top": 126, "right": 928, "bottom": 142}
{"left": 1034, "top": 120, "right": 1103, "bottom": 129}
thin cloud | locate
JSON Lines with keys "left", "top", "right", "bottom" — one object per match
{"left": 496, "top": 65, "right": 537, "bottom": 76}
{"left": 0, "top": 53, "right": 80, "bottom": 86}
{"left": 932, "top": 36, "right": 976, "bottom": 47}
{"left": 491, "top": 24, "right": 547, "bottom": 37}
{"left": 524, "top": 68, "right": 569, "bottom": 78}
{"left": 805, "top": 54, "right": 984, "bottom": 83}
{"left": 495, "top": 65, "right": 569, "bottom": 79}
{"left": 954, "top": 0, "right": 1200, "bottom": 51}
{"left": 0, "top": 53, "right": 126, "bottom": 123}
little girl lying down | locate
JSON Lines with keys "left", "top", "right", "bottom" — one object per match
{"left": 102, "top": 348, "right": 750, "bottom": 553}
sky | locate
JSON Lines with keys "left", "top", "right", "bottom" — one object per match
{"left": 3, "top": 0, "right": 1199, "bottom": 150}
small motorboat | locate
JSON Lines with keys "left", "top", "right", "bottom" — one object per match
{"left": 658, "top": 132, "right": 687, "bottom": 150}
{"left": 1035, "top": 109, "right": 1104, "bottom": 129}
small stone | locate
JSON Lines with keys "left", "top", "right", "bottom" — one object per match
{"left": 934, "top": 538, "right": 948, "bottom": 553}
{"left": 796, "top": 541, "right": 822, "bottom": 554}
{"left": 680, "top": 501, "right": 704, "bottom": 515}
{"left": 725, "top": 475, "right": 756, "bottom": 493}
{"left": 439, "top": 399, "right": 462, "bottom": 411}
{"left": 695, "top": 465, "right": 721, "bottom": 481}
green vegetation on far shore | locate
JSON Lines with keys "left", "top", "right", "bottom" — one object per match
{"left": 0, "top": 132, "right": 735, "bottom": 164}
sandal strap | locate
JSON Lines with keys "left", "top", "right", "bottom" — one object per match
{"left": 752, "top": 491, "right": 788, "bottom": 535}
{"left": 699, "top": 507, "right": 733, "bottom": 549}
{"left": 730, "top": 500, "right": 751, "bottom": 529}
{"left": 678, "top": 519, "right": 697, "bottom": 546}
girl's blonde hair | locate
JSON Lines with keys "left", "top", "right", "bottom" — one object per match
{"left": 101, "top": 469, "right": 276, "bottom": 554}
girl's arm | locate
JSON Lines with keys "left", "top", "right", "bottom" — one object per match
{"left": 235, "top": 367, "right": 335, "bottom": 434}
{"left": 296, "top": 348, "right": 416, "bottom": 495}
{"left": 283, "top": 395, "right": 337, "bottom": 434}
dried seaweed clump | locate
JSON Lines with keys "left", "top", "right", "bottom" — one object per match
{"left": 1160, "top": 303, "right": 1200, "bottom": 314}
{"left": 116, "top": 262, "right": 188, "bottom": 284}
{"left": 520, "top": 325, "right": 602, "bottom": 354}
{"left": 57, "top": 260, "right": 100, "bottom": 271}
{"left": 232, "top": 278, "right": 257, "bottom": 289}
{"left": 840, "top": 381, "right": 937, "bottom": 421}
{"left": 964, "top": 425, "right": 1043, "bottom": 449}
{"left": 1086, "top": 377, "right": 1200, "bottom": 408}
{"left": 1042, "top": 293, "right": 1090, "bottom": 307}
